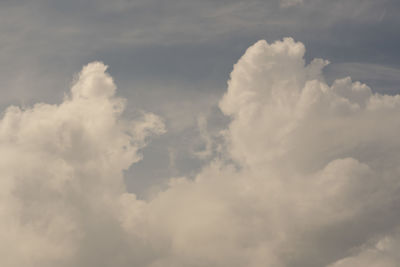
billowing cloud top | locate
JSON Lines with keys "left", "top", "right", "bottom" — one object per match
{"left": 1, "top": 38, "right": 400, "bottom": 267}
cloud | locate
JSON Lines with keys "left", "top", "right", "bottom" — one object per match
{"left": 328, "top": 234, "right": 400, "bottom": 267}
{"left": 0, "top": 62, "right": 165, "bottom": 266}
{"left": 2, "top": 38, "right": 400, "bottom": 266}
{"left": 326, "top": 62, "right": 400, "bottom": 93}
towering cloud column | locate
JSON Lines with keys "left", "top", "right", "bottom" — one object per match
{"left": 1, "top": 39, "right": 400, "bottom": 267}
{"left": 0, "top": 62, "right": 165, "bottom": 267}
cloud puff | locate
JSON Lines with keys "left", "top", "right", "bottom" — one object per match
{"left": 1, "top": 38, "right": 400, "bottom": 266}
{"left": 0, "top": 62, "right": 165, "bottom": 266}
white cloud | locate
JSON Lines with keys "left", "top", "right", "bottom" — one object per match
{"left": 1, "top": 39, "right": 400, "bottom": 266}
{"left": 0, "top": 62, "right": 165, "bottom": 266}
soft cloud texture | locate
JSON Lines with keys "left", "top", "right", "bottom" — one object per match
{"left": 1, "top": 0, "right": 398, "bottom": 194}
{"left": 1, "top": 38, "right": 400, "bottom": 266}
{"left": 328, "top": 233, "right": 400, "bottom": 267}
{"left": 0, "top": 62, "right": 165, "bottom": 266}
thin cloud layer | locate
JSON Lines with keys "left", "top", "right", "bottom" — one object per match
{"left": 1, "top": 38, "right": 400, "bottom": 266}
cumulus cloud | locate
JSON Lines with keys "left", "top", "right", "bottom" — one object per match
{"left": 0, "top": 62, "right": 165, "bottom": 266}
{"left": 1, "top": 38, "right": 400, "bottom": 266}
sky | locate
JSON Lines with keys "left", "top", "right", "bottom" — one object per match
{"left": 1, "top": 0, "right": 400, "bottom": 266}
